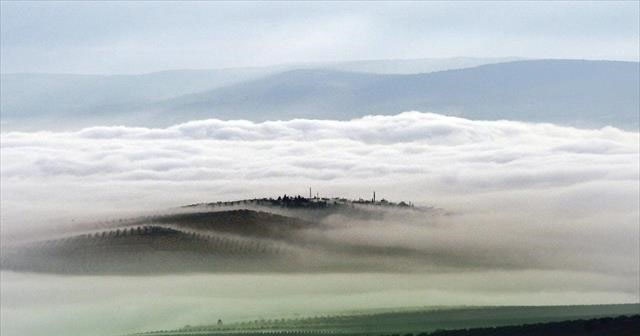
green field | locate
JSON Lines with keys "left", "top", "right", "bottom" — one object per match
{"left": 135, "top": 304, "right": 640, "bottom": 335}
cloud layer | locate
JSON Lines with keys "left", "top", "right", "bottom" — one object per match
{"left": 2, "top": 111, "right": 636, "bottom": 186}
{"left": 1, "top": 111, "right": 638, "bottom": 335}
{"left": 2, "top": 111, "right": 637, "bottom": 274}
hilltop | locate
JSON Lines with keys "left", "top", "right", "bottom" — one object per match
{"left": 1, "top": 195, "right": 434, "bottom": 275}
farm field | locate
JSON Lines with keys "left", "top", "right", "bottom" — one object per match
{"left": 138, "top": 304, "right": 640, "bottom": 335}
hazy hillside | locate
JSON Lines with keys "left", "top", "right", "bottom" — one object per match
{"left": 0, "top": 57, "right": 518, "bottom": 131}
{"left": 150, "top": 209, "right": 313, "bottom": 240}
{"left": 314, "top": 56, "right": 524, "bottom": 74}
{"left": 157, "top": 60, "right": 639, "bottom": 129}
{"left": 0, "top": 68, "right": 278, "bottom": 130}
{"left": 3, "top": 59, "right": 635, "bottom": 130}
{"left": 0, "top": 201, "right": 445, "bottom": 275}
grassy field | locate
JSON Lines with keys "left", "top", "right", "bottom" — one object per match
{"left": 135, "top": 304, "right": 640, "bottom": 335}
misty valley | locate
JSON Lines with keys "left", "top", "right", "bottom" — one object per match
{"left": 2, "top": 1, "right": 639, "bottom": 335}
{"left": 2, "top": 112, "right": 638, "bottom": 335}
{"left": 1, "top": 195, "right": 638, "bottom": 335}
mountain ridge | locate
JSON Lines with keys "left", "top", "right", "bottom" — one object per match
{"left": 3, "top": 58, "right": 637, "bottom": 130}
{"left": 152, "top": 59, "right": 638, "bottom": 129}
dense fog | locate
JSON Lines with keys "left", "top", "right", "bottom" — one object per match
{"left": 1, "top": 112, "right": 638, "bottom": 335}
{"left": 2, "top": 270, "right": 637, "bottom": 336}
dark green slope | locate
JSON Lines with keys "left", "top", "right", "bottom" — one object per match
{"left": 135, "top": 304, "right": 640, "bottom": 335}
{"left": 0, "top": 225, "right": 287, "bottom": 274}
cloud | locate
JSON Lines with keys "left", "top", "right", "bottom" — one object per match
{"left": 2, "top": 113, "right": 637, "bottom": 213}
{"left": 1, "top": 111, "right": 638, "bottom": 336}
{"left": 2, "top": 112, "right": 636, "bottom": 184}
{"left": 1, "top": 111, "right": 638, "bottom": 277}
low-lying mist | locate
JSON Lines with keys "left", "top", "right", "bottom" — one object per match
{"left": 1, "top": 111, "right": 638, "bottom": 335}
{"left": 1, "top": 271, "right": 636, "bottom": 336}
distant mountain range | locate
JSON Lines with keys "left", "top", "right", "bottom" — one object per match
{"left": 2, "top": 58, "right": 638, "bottom": 130}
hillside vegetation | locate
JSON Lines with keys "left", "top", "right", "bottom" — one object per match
{"left": 0, "top": 197, "right": 435, "bottom": 274}
{"left": 134, "top": 304, "right": 640, "bottom": 335}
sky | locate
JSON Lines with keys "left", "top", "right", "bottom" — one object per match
{"left": 1, "top": 1, "right": 639, "bottom": 74}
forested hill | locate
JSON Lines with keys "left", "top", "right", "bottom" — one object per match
{"left": 0, "top": 196, "right": 434, "bottom": 275}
